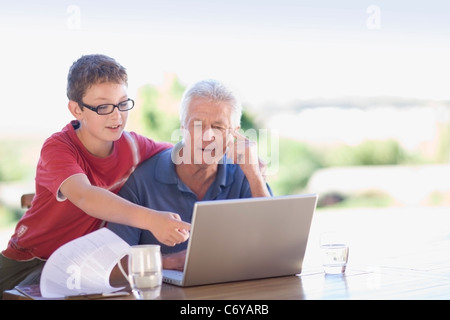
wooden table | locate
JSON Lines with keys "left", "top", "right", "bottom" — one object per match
{"left": 4, "top": 265, "right": 450, "bottom": 300}
{"left": 4, "top": 206, "right": 450, "bottom": 301}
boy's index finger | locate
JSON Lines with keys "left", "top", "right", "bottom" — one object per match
{"left": 179, "top": 220, "right": 191, "bottom": 230}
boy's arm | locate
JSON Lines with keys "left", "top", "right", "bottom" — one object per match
{"left": 60, "top": 174, "right": 190, "bottom": 246}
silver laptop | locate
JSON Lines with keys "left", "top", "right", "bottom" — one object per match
{"left": 162, "top": 193, "right": 318, "bottom": 287}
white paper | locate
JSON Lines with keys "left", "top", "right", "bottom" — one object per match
{"left": 40, "top": 228, "right": 130, "bottom": 298}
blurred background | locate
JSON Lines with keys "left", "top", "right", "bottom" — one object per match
{"left": 1, "top": 1, "right": 450, "bottom": 249}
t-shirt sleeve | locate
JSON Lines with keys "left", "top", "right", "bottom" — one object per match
{"left": 36, "top": 136, "right": 85, "bottom": 201}
{"left": 130, "top": 132, "right": 172, "bottom": 163}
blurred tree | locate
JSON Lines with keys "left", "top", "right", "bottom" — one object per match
{"left": 268, "top": 138, "right": 324, "bottom": 196}
{"left": 0, "top": 139, "right": 38, "bottom": 181}
{"left": 137, "top": 73, "right": 183, "bottom": 143}
{"left": 136, "top": 74, "right": 262, "bottom": 143}
{"left": 240, "top": 109, "right": 260, "bottom": 131}
{"left": 435, "top": 122, "right": 450, "bottom": 163}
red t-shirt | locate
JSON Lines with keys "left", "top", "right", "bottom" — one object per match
{"left": 2, "top": 121, "right": 171, "bottom": 261}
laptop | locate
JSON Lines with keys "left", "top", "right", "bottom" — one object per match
{"left": 162, "top": 193, "right": 318, "bottom": 287}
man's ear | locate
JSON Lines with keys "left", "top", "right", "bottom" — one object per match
{"left": 228, "top": 126, "right": 241, "bottom": 142}
{"left": 68, "top": 100, "right": 83, "bottom": 119}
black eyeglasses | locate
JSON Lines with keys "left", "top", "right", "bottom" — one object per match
{"left": 79, "top": 98, "right": 135, "bottom": 115}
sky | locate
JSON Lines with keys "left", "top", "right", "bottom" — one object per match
{"left": 1, "top": 0, "right": 450, "bottom": 137}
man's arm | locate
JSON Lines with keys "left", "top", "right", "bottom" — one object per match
{"left": 229, "top": 130, "right": 272, "bottom": 197}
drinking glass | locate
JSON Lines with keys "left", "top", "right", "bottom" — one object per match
{"left": 320, "top": 231, "right": 349, "bottom": 274}
{"left": 119, "top": 245, "right": 162, "bottom": 299}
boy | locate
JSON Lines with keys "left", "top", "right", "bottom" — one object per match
{"left": 0, "top": 54, "right": 190, "bottom": 294}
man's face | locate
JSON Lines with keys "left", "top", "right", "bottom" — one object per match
{"left": 182, "top": 97, "right": 235, "bottom": 165}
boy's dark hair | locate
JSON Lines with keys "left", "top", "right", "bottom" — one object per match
{"left": 66, "top": 54, "right": 128, "bottom": 102}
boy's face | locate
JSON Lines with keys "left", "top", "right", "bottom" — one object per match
{"left": 73, "top": 82, "right": 129, "bottom": 147}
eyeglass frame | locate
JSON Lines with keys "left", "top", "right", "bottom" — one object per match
{"left": 78, "top": 98, "right": 135, "bottom": 115}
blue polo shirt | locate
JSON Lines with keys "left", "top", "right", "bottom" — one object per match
{"left": 107, "top": 147, "right": 271, "bottom": 254}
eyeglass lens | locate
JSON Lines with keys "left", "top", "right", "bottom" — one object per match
{"left": 97, "top": 100, "right": 134, "bottom": 114}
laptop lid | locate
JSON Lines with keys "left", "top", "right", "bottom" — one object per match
{"left": 163, "top": 193, "right": 318, "bottom": 287}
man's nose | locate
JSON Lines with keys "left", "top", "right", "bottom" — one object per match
{"left": 203, "top": 127, "right": 216, "bottom": 141}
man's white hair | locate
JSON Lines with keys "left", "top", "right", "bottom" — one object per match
{"left": 179, "top": 79, "right": 242, "bottom": 127}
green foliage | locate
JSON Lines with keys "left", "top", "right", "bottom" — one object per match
{"left": 267, "top": 138, "right": 324, "bottom": 196}
{"left": 240, "top": 109, "right": 260, "bottom": 131}
{"left": 138, "top": 81, "right": 182, "bottom": 143}
{"left": 319, "top": 192, "right": 394, "bottom": 209}
{"left": 321, "top": 139, "right": 409, "bottom": 167}
{"left": 435, "top": 122, "right": 450, "bottom": 163}
{"left": 137, "top": 77, "right": 262, "bottom": 144}
{"left": 0, "top": 139, "right": 37, "bottom": 181}
{"left": 0, "top": 204, "right": 22, "bottom": 228}
{"left": 169, "top": 76, "right": 186, "bottom": 99}
{"left": 266, "top": 138, "right": 429, "bottom": 196}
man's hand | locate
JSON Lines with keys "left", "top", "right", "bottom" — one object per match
{"left": 162, "top": 250, "right": 187, "bottom": 271}
{"left": 227, "top": 130, "right": 260, "bottom": 176}
{"left": 227, "top": 129, "right": 271, "bottom": 198}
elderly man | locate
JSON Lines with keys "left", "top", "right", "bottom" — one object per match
{"left": 107, "top": 79, "right": 272, "bottom": 270}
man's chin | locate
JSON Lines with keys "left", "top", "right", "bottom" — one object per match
{"left": 193, "top": 151, "right": 224, "bottom": 165}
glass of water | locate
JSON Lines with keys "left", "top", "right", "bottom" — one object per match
{"left": 119, "top": 245, "right": 162, "bottom": 299}
{"left": 320, "top": 231, "right": 349, "bottom": 274}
